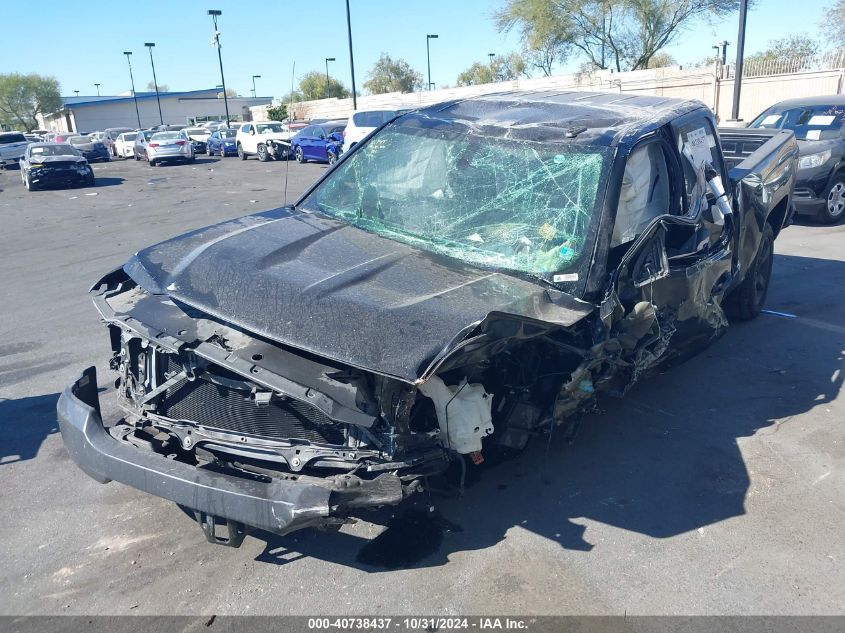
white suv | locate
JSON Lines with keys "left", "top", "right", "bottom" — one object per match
{"left": 235, "top": 121, "right": 295, "bottom": 161}
{"left": 343, "top": 109, "right": 404, "bottom": 148}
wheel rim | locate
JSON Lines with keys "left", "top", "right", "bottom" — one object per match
{"left": 753, "top": 235, "right": 773, "bottom": 305}
{"left": 328, "top": 152, "right": 337, "bottom": 165}
{"left": 827, "top": 181, "right": 845, "bottom": 218}
{"left": 296, "top": 148, "right": 303, "bottom": 162}
{"left": 258, "top": 145, "right": 266, "bottom": 160}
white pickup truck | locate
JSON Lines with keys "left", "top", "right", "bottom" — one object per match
{"left": 235, "top": 121, "right": 295, "bottom": 161}
{"left": 0, "top": 132, "right": 31, "bottom": 169}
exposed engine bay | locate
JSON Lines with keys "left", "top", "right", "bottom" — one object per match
{"left": 94, "top": 258, "right": 681, "bottom": 536}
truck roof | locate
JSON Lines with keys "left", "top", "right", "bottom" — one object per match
{"left": 765, "top": 94, "right": 845, "bottom": 108}
{"left": 415, "top": 90, "right": 705, "bottom": 147}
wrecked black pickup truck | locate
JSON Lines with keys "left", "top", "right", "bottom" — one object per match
{"left": 58, "top": 91, "right": 798, "bottom": 546}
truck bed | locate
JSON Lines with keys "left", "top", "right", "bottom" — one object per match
{"left": 718, "top": 127, "right": 795, "bottom": 172}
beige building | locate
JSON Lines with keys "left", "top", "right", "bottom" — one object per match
{"left": 38, "top": 89, "right": 272, "bottom": 133}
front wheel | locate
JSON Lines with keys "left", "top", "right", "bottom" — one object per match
{"left": 149, "top": 159, "right": 156, "bottom": 167}
{"left": 237, "top": 144, "right": 247, "bottom": 160}
{"left": 295, "top": 146, "right": 304, "bottom": 163}
{"left": 724, "top": 223, "right": 774, "bottom": 321}
{"left": 257, "top": 143, "right": 269, "bottom": 162}
{"left": 24, "top": 172, "right": 35, "bottom": 191}
{"left": 328, "top": 150, "right": 338, "bottom": 166}
{"left": 821, "top": 179, "right": 845, "bottom": 224}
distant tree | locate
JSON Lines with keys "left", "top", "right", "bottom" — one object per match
{"left": 146, "top": 80, "right": 169, "bottom": 92}
{"left": 266, "top": 103, "right": 288, "bottom": 121}
{"left": 495, "top": 0, "right": 740, "bottom": 72}
{"left": 821, "top": 1, "right": 845, "bottom": 48}
{"left": 646, "top": 52, "right": 677, "bottom": 68}
{"left": 524, "top": 38, "right": 569, "bottom": 76}
{"left": 744, "top": 35, "right": 819, "bottom": 73}
{"left": 217, "top": 87, "right": 238, "bottom": 98}
{"left": 297, "top": 72, "right": 350, "bottom": 100}
{"left": 0, "top": 73, "right": 62, "bottom": 132}
{"left": 456, "top": 53, "right": 530, "bottom": 86}
{"left": 363, "top": 54, "right": 424, "bottom": 94}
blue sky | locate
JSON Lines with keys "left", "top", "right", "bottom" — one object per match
{"left": 0, "top": 0, "right": 829, "bottom": 99}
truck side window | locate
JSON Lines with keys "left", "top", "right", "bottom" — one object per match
{"left": 611, "top": 142, "right": 673, "bottom": 248}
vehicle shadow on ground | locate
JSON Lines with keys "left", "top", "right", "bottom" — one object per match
{"left": 248, "top": 253, "right": 844, "bottom": 571}
{"left": 92, "top": 177, "right": 124, "bottom": 187}
{"left": 0, "top": 392, "right": 60, "bottom": 467}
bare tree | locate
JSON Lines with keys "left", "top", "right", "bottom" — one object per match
{"left": 496, "top": 0, "right": 739, "bottom": 72}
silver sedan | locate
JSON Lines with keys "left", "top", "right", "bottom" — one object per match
{"left": 145, "top": 131, "right": 195, "bottom": 166}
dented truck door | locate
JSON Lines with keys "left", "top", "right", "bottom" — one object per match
{"left": 603, "top": 114, "right": 735, "bottom": 375}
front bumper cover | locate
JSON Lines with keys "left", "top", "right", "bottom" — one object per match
{"left": 57, "top": 367, "right": 404, "bottom": 538}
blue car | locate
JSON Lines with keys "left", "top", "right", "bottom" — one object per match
{"left": 207, "top": 129, "right": 237, "bottom": 157}
{"left": 67, "top": 136, "right": 111, "bottom": 163}
{"left": 290, "top": 121, "right": 346, "bottom": 164}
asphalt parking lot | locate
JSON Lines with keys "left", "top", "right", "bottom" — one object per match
{"left": 0, "top": 155, "right": 843, "bottom": 616}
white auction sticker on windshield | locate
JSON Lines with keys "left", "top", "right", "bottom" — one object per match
{"left": 685, "top": 127, "right": 712, "bottom": 167}
{"left": 806, "top": 129, "right": 822, "bottom": 140}
{"left": 761, "top": 114, "right": 781, "bottom": 125}
{"left": 808, "top": 115, "right": 835, "bottom": 126}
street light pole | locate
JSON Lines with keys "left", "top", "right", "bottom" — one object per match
{"left": 325, "top": 57, "right": 336, "bottom": 91}
{"left": 74, "top": 91, "right": 79, "bottom": 97}
{"left": 144, "top": 43, "right": 164, "bottom": 125}
{"left": 426, "top": 34, "right": 438, "bottom": 90}
{"left": 94, "top": 83, "right": 100, "bottom": 96}
{"left": 730, "top": 0, "right": 748, "bottom": 121}
{"left": 252, "top": 74, "right": 261, "bottom": 98}
{"left": 488, "top": 53, "right": 495, "bottom": 64}
{"left": 344, "top": 0, "right": 357, "bottom": 110}
{"left": 123, "top": 51, "right": 142, "bottom": 128}
{"left": 208, "top": 9, "right": 231, "bottom": 126}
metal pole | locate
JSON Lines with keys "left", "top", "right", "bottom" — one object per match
{"left": 426, "top": 37, "right": 431, "bottom": 90}
{"left": 324, "top": 58, "right": 335, "bottom": 95}
{"left": 426, "top": 34, "right": 438, "bottom": 90}
{"left": 145, "top": 43, "right": 163, "bottom": 125}
{"left": 123, "top": 52, "right": 142, "bottom": 129}
{"left": 345, "top": 0, "right": 357, "bottom": 110}
{"left": 94, "top": 83, "right": 100, "bottom": 96}
{"left": 209, "top": 10, "right": 231, "bottom": 126}
{"left": 730, "top": 0, "right": 748, "bottom": 121}
{"left": 252, "top": 75, "right": 261, "bottom": 98}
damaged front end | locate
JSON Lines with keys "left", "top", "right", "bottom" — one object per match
{"left": 58, "top": 246, "right": 690, "bottom": 543}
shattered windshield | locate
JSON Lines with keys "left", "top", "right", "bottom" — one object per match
{"left": 300, "top": 120, "right": 611, "bottom": 277}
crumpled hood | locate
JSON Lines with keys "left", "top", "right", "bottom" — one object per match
{"left": 124, "top": 207, "right": 593, "bottom": 382}
{"left": 258, "top": 132, "right": 293, "bottom": 142}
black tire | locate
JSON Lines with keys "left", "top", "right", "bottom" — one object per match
{"left": 85, "top": 174, "right": 95, "bottom": 187}
{"left": 237, "top": 143, "right": 247, "bottom": 160}
{"left": 820, "top": 178, "right": 845, "bottom": 224}
{"left": 328, "top": 150, "right": 338, "bottom": 166}
{"left": 257, "top": 143, "right": 269, "bottom": 162}
{"left": 149, "top": 159, "right": 156, "bottom": 167}
{"left": 295, "top": 146, "right": 305, "bottom": 163}
{"left": 724, "top": 222, "right": 774, "bottom": 321}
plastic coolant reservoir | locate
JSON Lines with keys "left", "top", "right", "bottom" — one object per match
{"left": 417, "top": 376, "right": 494, "bottom": 454}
